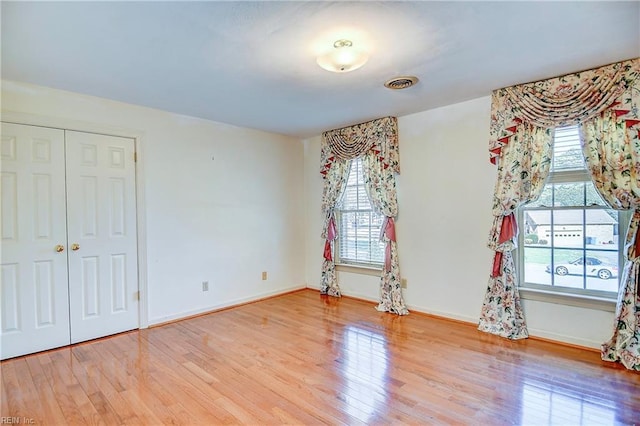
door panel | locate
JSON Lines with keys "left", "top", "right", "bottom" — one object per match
{"left": 1, "top": 263, "right": 20, "bottom": 332}
{"left": 65, "top": 131, "right": 138, "bottom": 344}
{"left": 1, "top": 123, "right": 70, "bottom": 360}
{"left": 34, "top": 260, "right": 56, "bottom": 326}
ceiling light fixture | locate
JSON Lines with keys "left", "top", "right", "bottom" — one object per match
{"left": 317, "top": 39, "right": 368, "bottom": 73}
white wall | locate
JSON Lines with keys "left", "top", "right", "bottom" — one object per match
{"left": 304, "top": 96, "right": 615, "bottom": 349}
{"left": 4, "top": 79, "right": 615, "bottom": 348}
{"left": 2, "top": 80, "right": 306, "bottom": 325}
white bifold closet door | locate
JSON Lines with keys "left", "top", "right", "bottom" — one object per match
{"left": 0, "top": 123, "right": 139, "bottom": 360}
{"left": 65, "top": 130, "right": 139, "bottom": 344}
{"left": 1, "top": 124, "right": 70, "bottom": 359}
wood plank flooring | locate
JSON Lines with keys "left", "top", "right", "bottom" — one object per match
{"left": 2, "top": 289, "right": 639, "bottom": 425}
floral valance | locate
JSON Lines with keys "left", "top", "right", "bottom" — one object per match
{"left": 321, "top": 116, "right": 400, "bottom": 176}
{"left": 489, "top": 58, "right": 640, "bottom": 164}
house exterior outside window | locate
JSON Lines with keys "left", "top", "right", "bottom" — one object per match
{"left": 517, "top": 126, "right": 626, "bottom": 297}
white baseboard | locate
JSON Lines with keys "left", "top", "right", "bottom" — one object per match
{"left": 524, "top": 328, "right": 602, "bottom": 349}
{"left": 306, "top": 284, "right": 379, "bottom": 304}
{"left": 341, "top": 290, "right": 379, "bottom": 303}
{"left": 311, "top": 285, "right": 605, "bottom": 350}
{"left": 407, "top": 303, "right": 602, "bottom": 349}
{"left": 306, "top": 284, "right": 478, "bottom": 323}
{"left": 406, "top": 304, "right": 479, "bottom": 324}
{"left": 148, "top": 285, "right": 306, "bottom": 326}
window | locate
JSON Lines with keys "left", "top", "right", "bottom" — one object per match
{"left": 335, "top": 157, "right": 385, "bottom": 267}
{"left": 518, "top": 125, "right": 626, "bottom": 298}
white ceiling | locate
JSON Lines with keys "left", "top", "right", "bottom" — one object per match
{"left": 2, "top": 1, "right": 639, "bottom": 138}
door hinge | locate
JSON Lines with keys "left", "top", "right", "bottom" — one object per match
{"left": 134, "top": 291, "right": 140, "bottom": 301}
{"left": 133, "top": 152, "right": 137, "bottom": 162}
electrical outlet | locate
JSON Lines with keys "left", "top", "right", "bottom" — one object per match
{"left": 401, "top": 278, "right": 407, "bottom": 289}
{"left": 202, "top": 281, "right": 209, "bottom": 292}
{"left": 262, "top": 271, "right": 267, "bottom": 280}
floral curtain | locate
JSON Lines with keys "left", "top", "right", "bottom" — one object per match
{"left": 489, "top": 59, "right": 639, "bottom": 164}
{"left": 483, "top": 58, "right": 640, "bottom": 345}
{"left": 320, "top": 156, "right": 349, "bottom": 297}
{"left": 362, "top": 150, "right": 408, "bottom": 315}
{"left": 581, "top": 75, "right": 640, "bottom": 370}
{"left": 320, "top": 117, "right": 408, "bottom": 315}
{"left": 478, "top": 123, "right": 553, "bottom": 339}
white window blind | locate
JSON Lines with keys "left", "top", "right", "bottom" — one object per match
{"left": 336, "top": 158, "right": 385, "bottom": 267}
{"left": 551, "top": 125, "right": 586, "bottom": 172}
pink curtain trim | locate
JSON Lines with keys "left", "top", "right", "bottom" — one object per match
{"left": 499, "top": 213, "right": 517, "bottom": 244}
{"left": 327, "top": 215, "right": 337, "bottom": 241}
{"left": 323, "top": 241, "right": 332, "bottom": 261}
{"left": 323, "top": 216, "right": 337, "bottom": 261}
{"left": 491, "top": 213, "right": 518, "bottom": 277}
{"left": 491, "top": 252, "right": 503, "bottom": 278}
{"left": 382, "top": 217, "right": 396, "bottom": 272}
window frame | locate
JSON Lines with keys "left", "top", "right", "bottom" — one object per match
{"left": 334, "top": 158, "right": 385, "bottom": 271}
{"left": 516, "top": 127, "right": 626, "bottom": 309}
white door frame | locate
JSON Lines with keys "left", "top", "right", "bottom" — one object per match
{"left": 2, "top": 111, "right": 149, "bottom": 329}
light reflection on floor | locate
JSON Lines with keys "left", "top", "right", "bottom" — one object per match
{"left": 521, "top": 379, "right": 616, "bottom": 425}
{"left": 341, "top": 326, "right": 389, "bottom": 423}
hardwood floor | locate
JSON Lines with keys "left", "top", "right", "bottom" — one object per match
{"left": 2, "top": 289, "right": 639, "bottom": 425}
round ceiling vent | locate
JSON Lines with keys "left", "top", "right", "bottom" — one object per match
{"left": 384, "top": 76, "right": 419, "bottom": 90}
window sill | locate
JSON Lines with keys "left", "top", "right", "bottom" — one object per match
{"left": 336, "top": 263, "right": 381, "bottom": 277}
{"left": 519, "top": 287, "right": 616, "bottom": 312}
